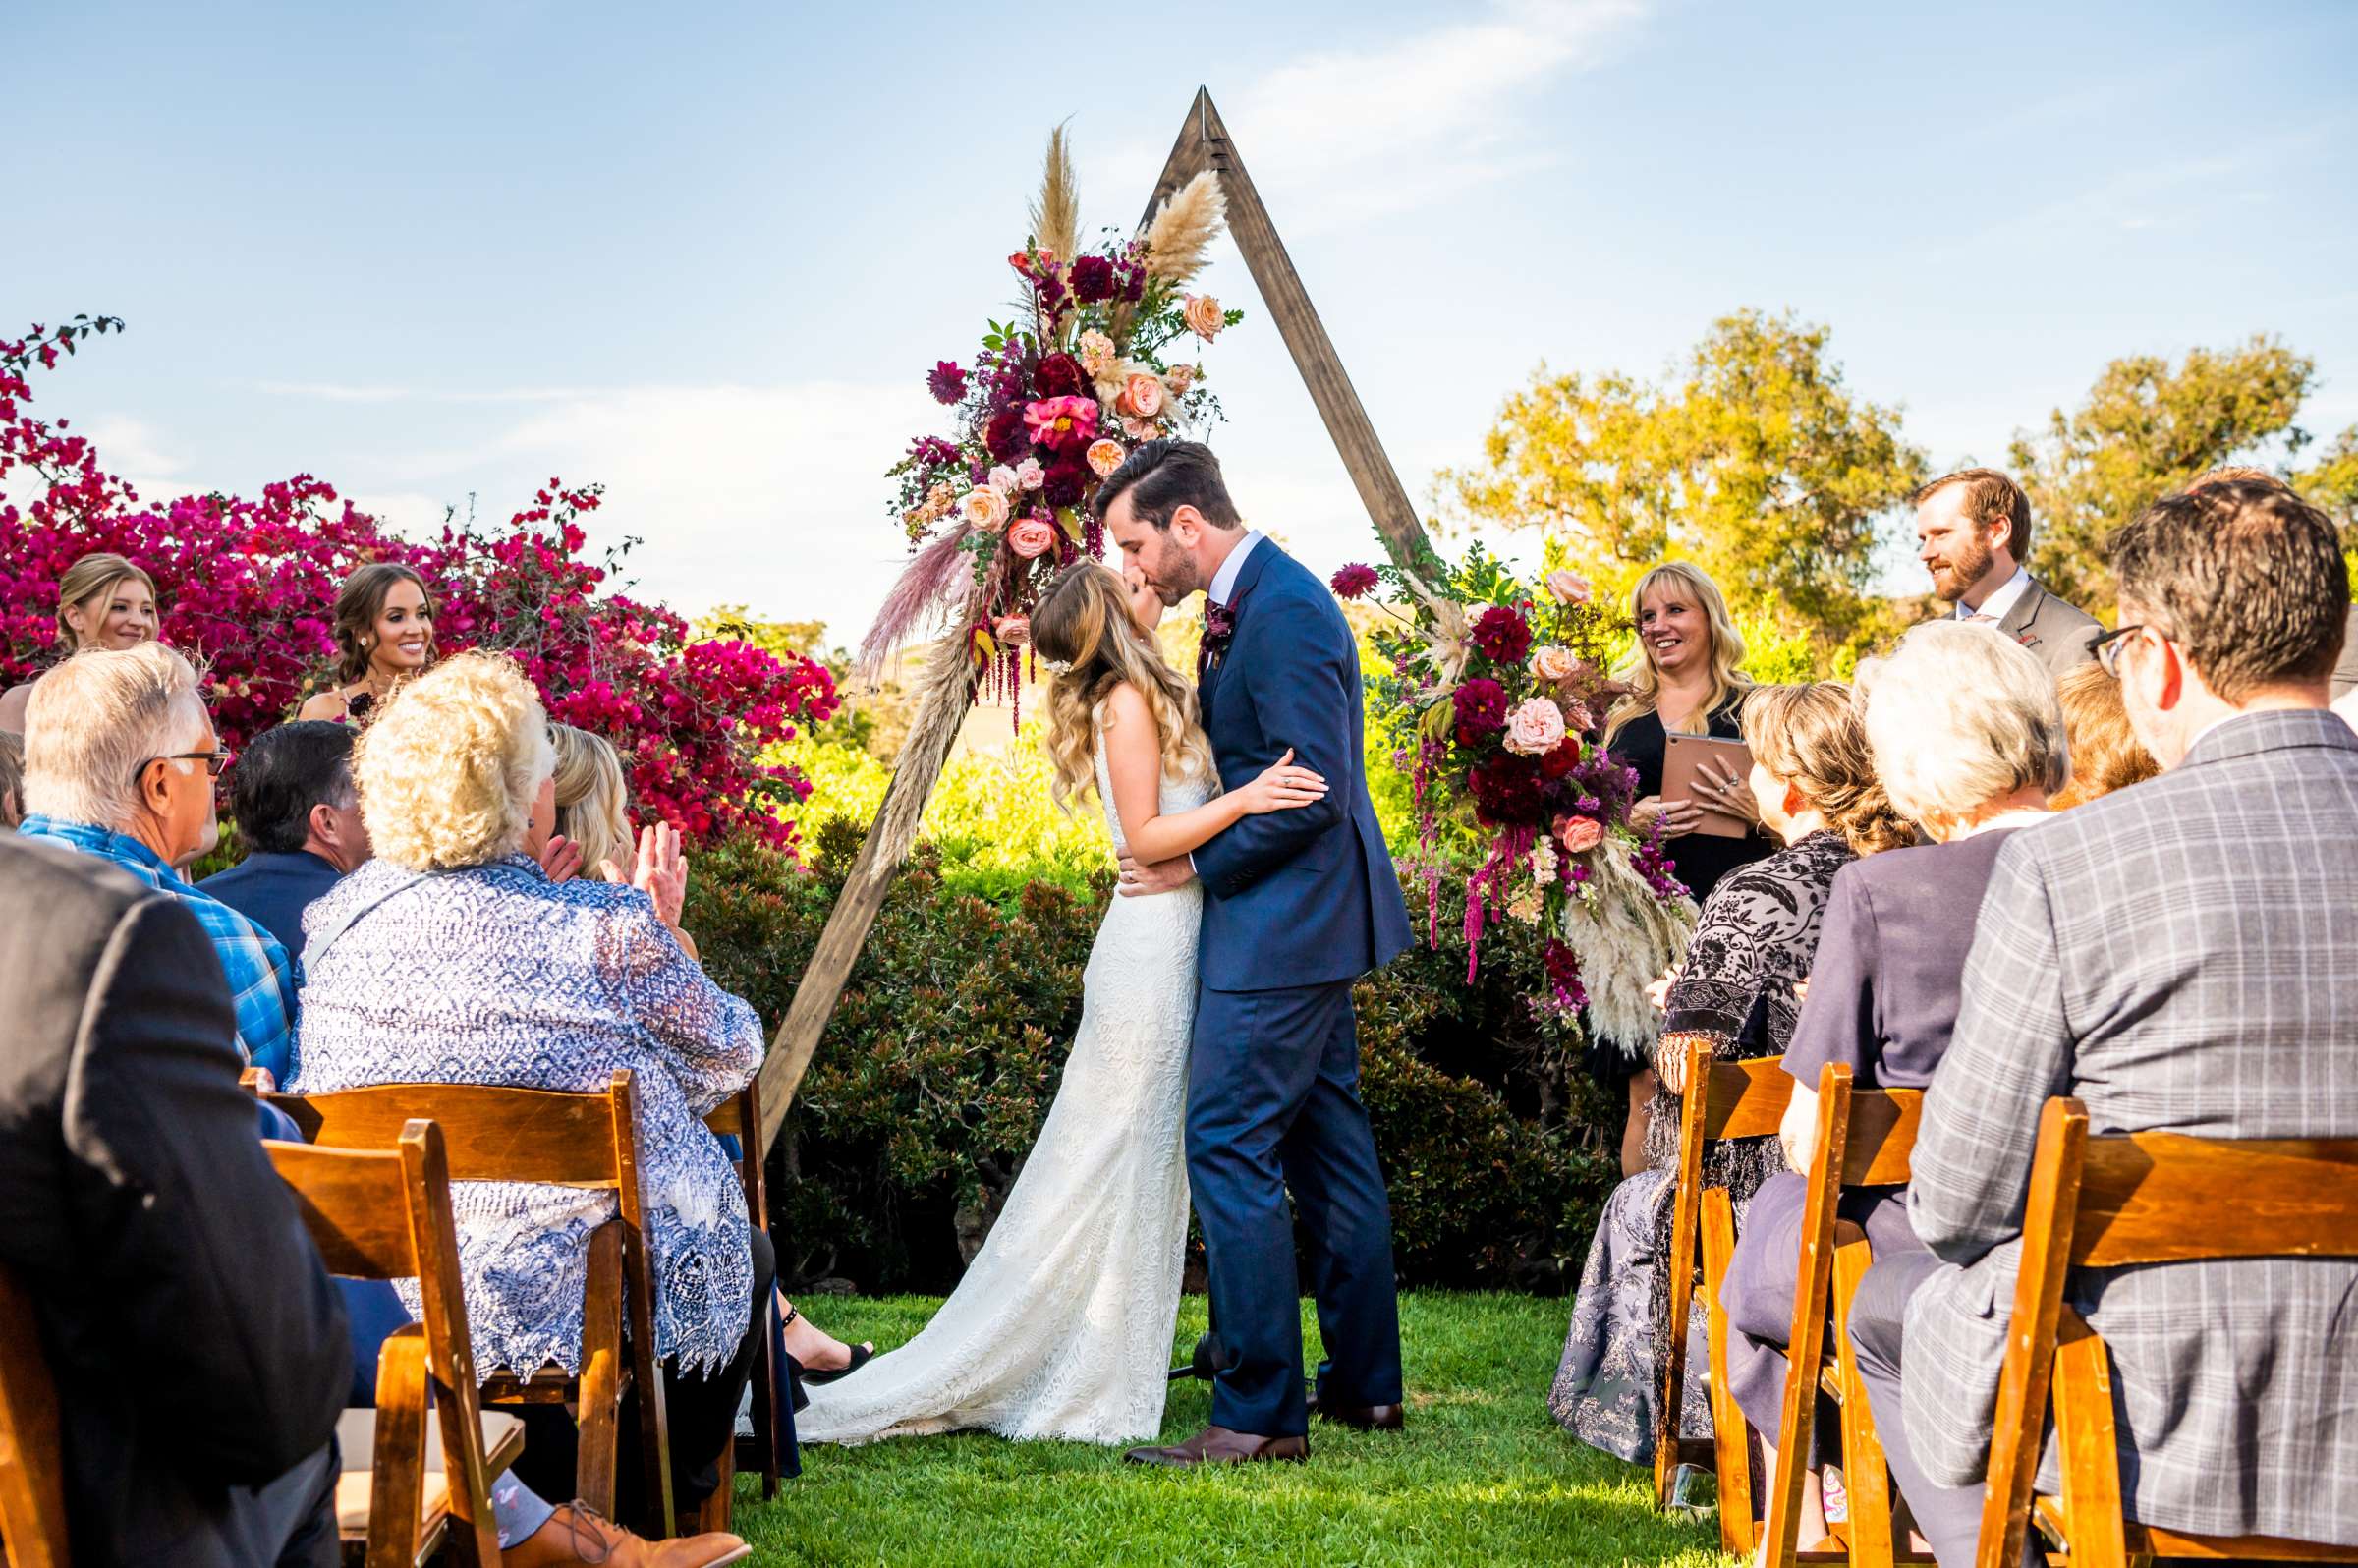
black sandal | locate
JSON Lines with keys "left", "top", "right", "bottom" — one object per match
{"left": 781, "top": 1304, "right": 874, "bottom": 1385}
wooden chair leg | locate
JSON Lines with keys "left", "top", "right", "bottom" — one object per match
{"left": 1830, "top": 1237, "right": 1895, "bottom": 1568}
{"left": 1657, "top": 1052, "right": 1713, "bottom": 1512}
{"left": 577, "top": 1221, "right": 626, "bottom": 1518}
{"left": 1700, "top": 1187, "right": 1756, "bottom": 1558}
{"left": 2052, "top": 1311, "right": 2130, "bottom": 1568}
{"left": 367, "top": 1328, "right": 432, "bottom": 1568}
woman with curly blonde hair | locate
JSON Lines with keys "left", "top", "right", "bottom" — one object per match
{"left": 799, "top": 559, "right": 1328, "bottom": 1449}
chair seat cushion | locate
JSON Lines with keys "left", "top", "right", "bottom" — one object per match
{"left": 332, "top": 1406, "right": 525, "bottom": 1535}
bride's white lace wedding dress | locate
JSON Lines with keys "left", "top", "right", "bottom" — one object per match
{"left": 797, "top": 738, "right": 1208, "bottom": 1444}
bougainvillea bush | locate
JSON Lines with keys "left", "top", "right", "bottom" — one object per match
{"left": 0, "top": 317, "right": 838, "bottom": 849}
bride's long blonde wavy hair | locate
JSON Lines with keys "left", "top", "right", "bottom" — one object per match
{"left": 1032, "top": 564, "right": 1212, "bottom": 811}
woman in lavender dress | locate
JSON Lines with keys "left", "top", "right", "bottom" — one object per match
{"left": 291, "top": 651, "right": 759, "bottom": 1552}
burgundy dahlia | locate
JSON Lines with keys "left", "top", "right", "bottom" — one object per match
{"left": 1329, "top": 562, "right": 1379, "bottom": 600}
{"left": 1034, "top": 352, "right": 1084, "bottom": 399}
{"left": 1042, "top": 460, "right": 1089, "bottom": 508}
{"left": 983, "top": 407, "right": 1030, "bottom": 463}
{"left": 926, "top": 360, "right": 968, "bottom": 405}
{"left": 1451, "top": 677, "right": 1507, "bottom": 738}
{"left": 1070, "top": 255, "right": 1116, "bottom": 304}
{"left": 1470, "top": 605, "right": 1533, "bottom": 665}
{"left": 1540, "top": 742, "right": 1581, "bottom": 779}
{"left": 1469, "top": 752, "right": 1545, "bottom": 825}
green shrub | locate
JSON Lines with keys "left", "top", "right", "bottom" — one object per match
{"left": 688, "top": 824, "right": 1621, "bottom": 1295}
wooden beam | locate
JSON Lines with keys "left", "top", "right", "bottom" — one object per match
{"left": 757, "top": 87, "right": 1441, "bottom": 1154}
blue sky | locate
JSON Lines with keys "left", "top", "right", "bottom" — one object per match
{"left": 17, "top": 0, "right": 2357, "bottom": 640}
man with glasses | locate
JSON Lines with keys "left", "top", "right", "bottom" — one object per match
{"left": 1847, "top": 477, "right": 2358, "bottom": 1561}
{"left": 19, "top": 642, "right": 296, "bottom": 1078}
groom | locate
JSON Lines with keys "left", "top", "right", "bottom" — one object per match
{"left": 1099, "top": 440, "right": 1415, "bottom": 1466}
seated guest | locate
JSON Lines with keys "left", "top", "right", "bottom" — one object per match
{"left": 1600, "top": 561, "right": 1770, "bottom": 1174}
{"left": 0, "top": 551, "right": 162, "bottom": 734}
{"left": 1850, "top": 479, "right": 2358, "bottom": 1562}
{"left": 295, "top": 562, "right": 436, "bottom": 725}
{"left": 1715, "top": 623, "right": 2064, "bottom": 1555}
{"left": 1914, "top": 467, "right": 2101, "bottom": 676}
{"left": 199, "top": 720, "right": 370, "bottom": 962}
{"left": 2049, "top": 661, "right": 2159, "bottom": 809}
{"left": 1549, "top": 683, "right": 1910, "bottom": 1463}
{"left": 2185, "top": 464, "right": 2358, "bottom": 701}
{"left": 0, "top": 728, "right": 22, "bottom": 826}
{"left": 19, "top": 644, "right": 297, "bottom": 1079}
{"left": 0, "top": 831, "right": 348, "bottom": 1564}
{"left": 291, "top": 651, "right": 769, "bottom": 1524}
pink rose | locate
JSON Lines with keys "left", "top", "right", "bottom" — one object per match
{"left": 1163, "top": 364, "right": 1198, "bottom": 396}
{"left": 987, "top": 464, "right": 1020, "bottom": 494}
{"left": 1118, "top": 371, "right": 1165, "bottom": 420}
{"left": 1501, "top": 697, "right": 1567, "bottom": 756}
{"left": 1563, "top": 698, "right": 1595, "bottom": 733}
{"left": 993, "top": 615, "right": 1030, "bottom": 646}
{"left": 1545, "top": 568, "right": 1593, "bottom": 605}
{"left": 1006, "top": 518, "right": 1058, "bottom": 559}
{"left": 1183, "top": 294, "right": 1223, "bottom": 341}
{"left": 958, "top": 487, "right": 1010, "bottom": 533}
{"left": 1531, "top": 644, "right": 1578, "bottom": 682}
{"left": 1086, "top": 438, "right": 1126, "bottom": 477}
{"left": 1015, "top": 457, "right": 1045, "bottom": 491}
{"left": 1123, "top": 416, "right": 1160, "bottom": 441}
{"left": 1554, "top": 813, "right": 1603, "bottom": 854}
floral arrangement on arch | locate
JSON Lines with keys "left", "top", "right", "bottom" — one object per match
{"left": 860, "top": 128, "right": 1243, "bottom": 701}
{"left": 1340, "top": 545, "right": 1697, "bottom": 1053}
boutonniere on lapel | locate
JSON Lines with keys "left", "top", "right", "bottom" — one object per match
{"left": 1202, "top": 600, "right": 1239, "bottom": 672}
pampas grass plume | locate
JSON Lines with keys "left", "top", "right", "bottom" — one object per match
{"left": 1145, "top": 170, "right": 1226, "bottom": 285}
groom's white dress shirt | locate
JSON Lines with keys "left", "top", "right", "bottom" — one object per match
{"left": 1207, "top": 531, "right": 1265, "bottom": 607}
{"left": 1955, "top": 563, "right": 2029, "bottom": 624}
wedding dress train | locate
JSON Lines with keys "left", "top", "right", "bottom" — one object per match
{"left": 797, "top": 741, "right": 1207, "bottom": 1444}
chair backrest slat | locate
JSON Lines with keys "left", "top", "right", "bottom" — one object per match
{"left": 2073, "top": 1132, "right": 2358, "bottom": 1267}
{"left": 263, "top": 1077, "right": 625, "bottom": 1188}
{"left": 0, "top": 1261, "right": 69, "bottom": 1568}
{"left": 262, "top": 1140, "right": 421, "bottom": 1279}
{"left": 1840, "top": 1088, "right": 1924, "bottom": 1187}
{"left": 1704, "top": 1055, "right": 1791, "bottom": 1140}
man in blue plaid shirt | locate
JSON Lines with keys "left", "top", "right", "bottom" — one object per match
{"left": 18, "top": 643, "right": 295, "bottom": 1080}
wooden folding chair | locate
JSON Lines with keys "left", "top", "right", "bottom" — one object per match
{"left": 1979, "top": 1096, "right": 2358, "bottom": 1568}
{"left": 248, "top": 1067, "right": 675, "bottom": 1540}
{"left": 1752, "top": 1063, "right": 1929, "bottom": 1568}
{"left": 1657, "top": 1036, "right": 1794, "bottom": 1556}
{"left": 263, "top": 1119, "right": 521, "bottom": 1568}
{"left": 0, "top": 1260, "right": 69, "bottom": 1568}
{"left": 703, "top": 1080, "right": 780, "bottom": 1519}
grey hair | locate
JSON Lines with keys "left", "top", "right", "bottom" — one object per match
{"left": 22, "top": 644, "right": 209, "bottom": 830}
{"left": 1858, "top": 620, "right": 2069, "bottom": 834}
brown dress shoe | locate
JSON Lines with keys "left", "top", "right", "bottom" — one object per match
{"left": 1124, "top": 1425, "right": 1309, "bottom": 1466}
{"left": 1314, "top": 1400, "right": 1405, "bottom": 1431}
{"left": 500, "top": 1500, "right": 753, "bottom": 1567}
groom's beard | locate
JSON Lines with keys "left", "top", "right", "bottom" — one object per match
{"left": 1150, "top": 540, "right": 1204, "bottom": 607}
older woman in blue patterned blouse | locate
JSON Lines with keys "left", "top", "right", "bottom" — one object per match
{"left": 291, "top": 650, "right": 766, "bottom": 1523}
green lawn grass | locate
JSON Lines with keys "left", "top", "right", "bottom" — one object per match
{"left": 730, "top": 1291, "right": 1727, "bottom": 1567}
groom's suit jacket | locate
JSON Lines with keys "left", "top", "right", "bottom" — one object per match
{"left": 1191, "top": 540, "right": 1413, "bottom": 992}
{"left": 1901, "top": 709, "right": 2358, "bottom": 1543}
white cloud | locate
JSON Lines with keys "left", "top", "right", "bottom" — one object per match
{"left": 1093, "top": 0, "right": 1649, "bottom": 232}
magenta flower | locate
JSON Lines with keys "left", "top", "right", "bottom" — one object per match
{"left": 1470, "top": 604, "right": 1533, "bottom": 665}
{"left": 1329, "top": 562, "right": 1379, "bottom": 600}
{"left": 926, "top": 360, "right": 967, "bottom": 405}
{"left": 1023, "top": 396, "right": 1100, "bottom": 456}
{"left": 1452, "top": 677, "right": 1508, "bottom": 737}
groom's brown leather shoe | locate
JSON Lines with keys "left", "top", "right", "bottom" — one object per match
{"left": 1124, "top": 1426, "right": 1308, "bottom": 1466}
{"left": 1312, "top": 1398, "right": 1405, "bottom": 1431}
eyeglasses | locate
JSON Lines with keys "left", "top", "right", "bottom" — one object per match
{"left": 2089, "top": 624, "right": 2146, "bottom": 678}
{"left": 133, "top": 748, "right": 232, "bottom": 785}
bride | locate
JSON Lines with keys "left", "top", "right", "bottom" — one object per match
{"left": 797, "top": 561, "right": 1330, "bottom": 1445}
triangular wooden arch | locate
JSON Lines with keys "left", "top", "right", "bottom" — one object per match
{"left": 755, "top": 87, "right": 1440, "bottom": 1153}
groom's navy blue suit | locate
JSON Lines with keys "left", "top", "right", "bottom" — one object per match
{"left": 1189, "top": 535, "right": 1413, "bottom": 1439}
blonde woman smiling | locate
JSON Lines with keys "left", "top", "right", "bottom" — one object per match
{"left": 0, "top": 552, "right": 162, "bottom": 734}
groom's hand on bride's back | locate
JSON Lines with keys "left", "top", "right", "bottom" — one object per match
{"left": 1116, "top": 853, "right": 1196, "bottom": 898}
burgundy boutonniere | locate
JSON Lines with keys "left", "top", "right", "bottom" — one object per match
{"left": 1201, "top": 600, "right": 1239, "bottom": 672}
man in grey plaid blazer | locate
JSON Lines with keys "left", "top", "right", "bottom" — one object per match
{"left": 1848, "top": 479, "right": 2358, "bottom": 1563}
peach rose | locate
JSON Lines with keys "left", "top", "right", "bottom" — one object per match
{"left": 1007, "top": 517, "right": 1058, "bottom": 559}
{"left": 1554, "top": 814, "right": 1603, "bottom": 854}
{"left": 993, "top": 615, "right": 1030, "bottom": 647}
{"left": 1531, "top": 644, "right": 1578, "bottom": 682}
{"left": 1545, "top": 568, "right": 1594, "bottom": 605}
{"left": 958, "top": 487, "right": 1010, "bottom": 533}
{"left": 1086, "top": 438, "right": 1126, "bottom": 477}
{"left": 1119, "top": 371, "right": 1165, "bottom": 420}
{"left": 1183, "top": 294, "right": 1223, "bottom": 341}
{"left": 1163, "top": 363, "right": 1198, "bottom": 397}
{"left": 1015, "top": 457, "right": 1045, "bottom": 491}
{"left": 1077, "top": 329, "right": 1117, "bottom": 378}
{"left": 1123, "top": 416, "right": 1160, "bottom": 441}
{"left": 1501, "top": 697, "right": 1567, "bottom": 756}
